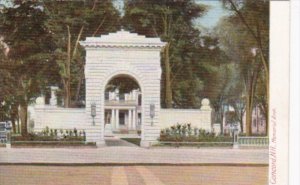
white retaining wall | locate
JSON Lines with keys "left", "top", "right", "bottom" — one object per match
{"left": 34, "top": 106, "right": 213, "bottom": 141}
{"left": 159, "top": 109, "right": 212, "bottom": 131}
{"left": 34, "top": 106, "right": 102, "bottom": 143}
{"left": 34, "top": 106, "right": 86, "bottom": 130}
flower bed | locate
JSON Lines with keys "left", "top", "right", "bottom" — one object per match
{"left": 158, "top": 123, "right": 232, "bottom": 146}
{"left": 10, "top": 127, "right": 96, "bottom": 147}
{"left": 12, "top": 127, "right": 86, "bottom": 142}
{"left": 11, "top": 141, "right": 96, "bottom": 148}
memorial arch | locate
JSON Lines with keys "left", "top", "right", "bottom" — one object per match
{"left": 80, "top": 30, "right": 166, "bottom": 147}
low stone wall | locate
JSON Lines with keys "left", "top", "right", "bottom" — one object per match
{"left": 34, "top": 106, "right": 87, "bottom": 131}
{"left": 159, "top": 109, "right": 212, "bottom": 132}
{"left": 33, "top": 98, "right": 213, "bottom": 145}
{"left": 34, "top": 107, "right": 212, "bottom": 132}
{"left": 33, "top": 105, "right": 102, "bottom": 143}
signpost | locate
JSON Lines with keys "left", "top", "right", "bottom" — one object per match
{"left": 6, "top": 121, "right": 12, "bottom": 148}
{"left": 0, "top": 121, "right": 12, "bottom": 148}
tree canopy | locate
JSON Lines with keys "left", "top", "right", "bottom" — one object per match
{"left": 123, "top": 0, "right": 207, "bottom": 108}
{"left": 0, "top": 1, "right": 57, "bottom": 134}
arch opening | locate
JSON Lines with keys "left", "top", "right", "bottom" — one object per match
{"left": 103, "top": 74, "right": 142, "bottom": 137}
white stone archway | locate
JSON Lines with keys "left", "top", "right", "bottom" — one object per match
{"left": 101, "top": 71, "right": 144, "bottom": 139}
{"left": 80, "top": 30, "right": 166, "bottom": 146}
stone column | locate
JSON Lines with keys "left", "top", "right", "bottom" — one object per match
{"left": 116, "top": 109, "right": 119, "bottom": 129}
{"left": 111, "top": 109, "right": 115, "bottom": 129}
{"left": 128, "top": 109, "right": 132, "bottom": 130}
{"left": 132, "top": 109, "right": 136, "bottom": 130}
{"left": 50, "top": 86, "right": 58, "bottom": 106}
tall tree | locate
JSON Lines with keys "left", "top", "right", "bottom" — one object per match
{"left": 0, "top": 46, "right": 20, "bottom": 133}
{"left": 0, "top": 1, "right": 56, "bottom": 135}
{"left": 43, "top": 0, "right": 121, "bottom": 107}
{"left": 221, "top": 0, "right": 269, "bottom": 135}
{"left": 123, "top": 0, "right": 206, "bottom": 108}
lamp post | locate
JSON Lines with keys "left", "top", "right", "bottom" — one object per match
{"left": 91, "top": 103, "right": 96, "bottom": 126}
{"left": 150, "top": 104, "right": 155, "bottom": 126}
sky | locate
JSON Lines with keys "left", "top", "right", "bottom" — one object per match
{"left": 113, "top": 0, "right": 230, "bottom": 30}
{"left": 195, "top": 0, "right": 230, "bottom": 29}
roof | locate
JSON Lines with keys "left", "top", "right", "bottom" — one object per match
{"left": 80, "top": 29, "right": 166, "bottom": 49}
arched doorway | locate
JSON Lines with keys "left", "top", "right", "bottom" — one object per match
{"left": 103, "top": 74, "right": 142, "bottom": 137}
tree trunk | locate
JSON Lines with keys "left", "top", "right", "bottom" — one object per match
{"left": 11, "top": 103, "right": 18, "bottom": 133}
{"left": 19, "top": 103, "right": 28, "bottom": 136}
{"left": 245, "top": 94, "right": 252, "bottom": 136}
{"left": 64, "top": 25, "right": 72, "bottom": 108}
{"left": 220, "top": 111, "right": 224, "bottom": 134}
{"left": 11, "top": 116, "right": 16, "bottom": 134}
{"left": 240, "top": 111, "right": 244, "bottom": 133}
{"left": 75, "top": 66, "right": 85, "bottom": 102}
{"left": 17, "top": 119, "right": 20, "bottom": 134}
{"left": 63, "top": 80, "right": 71, "bottom": 108}
{"left": 164, "top": 43, "right": 172, "bottom": 108}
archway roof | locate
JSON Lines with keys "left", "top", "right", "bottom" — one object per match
{"left": 80, "top": 29, "right": 166, "bottom": 48}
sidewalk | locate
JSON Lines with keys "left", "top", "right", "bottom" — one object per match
{"left": 0, "top": 147, "right": 268, "bottom": 165}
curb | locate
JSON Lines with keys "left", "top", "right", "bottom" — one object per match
{"left": 0, "top": 163, "right": 269, "bottom": 167}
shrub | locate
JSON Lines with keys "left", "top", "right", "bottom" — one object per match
{"left": 54, "top": 129, "right": 58, "bottom": 137}
{"left": 60, "top": 129, "right": 63, "bottom": 135}
{"left": 12, "top": 127, "right": 86, "bottom": 142}
{"left": 159, "top": 123, "right": 232, "bottom": 142}
{"left": 74, "top": 128, "right": 78, "bottom": 137}
{"left": 50, "top": 129, "right": 54, "bottom": 137}
{"left": 42, "top": 126, "right": 50, "bottom": 136}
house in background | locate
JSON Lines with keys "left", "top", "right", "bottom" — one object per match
{"left": 104, "top": 88, "right": 142, "bottom": 133}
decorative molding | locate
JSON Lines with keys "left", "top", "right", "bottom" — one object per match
{"left": 80, "top": 29, "right": 166, "bottom": 49}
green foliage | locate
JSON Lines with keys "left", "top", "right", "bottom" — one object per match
{"left": 106, "top": 76, "right": 140, "bottom": 94}
{"left": 0, "top": 1, "right": 57, "bottom": 95}
{"left": 44, "top": 0, "right": 121, "bottom": 105}
{"left": 12, "top": 126, "right": 85, "bottom": 141}
{"left": 217, "top": 0, "right": 269, "bottom": 135}
{"left": 123, "top": 0, "right": 208, "bottom": 108}
{"left": 0, "top": 1, "right": 269, "bottom": 137}
{"left": 159, "top": 123, "right": 232, "bottom": 142}
{"left": 0, "top": 1, "right": 59, "bottom": 133}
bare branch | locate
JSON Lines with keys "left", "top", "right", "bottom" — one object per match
{"left": 92, "top": 16, "right": 107, "bottom": 36}
{"left": 72, "top": 26, "right": 84, "bottom": 60}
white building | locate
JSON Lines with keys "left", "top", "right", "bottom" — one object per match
{"left": 104, "top": 88, "right": 142, "bottom": 133}
{"left": 33, "top": 30, "right": 213, "bottom": 147}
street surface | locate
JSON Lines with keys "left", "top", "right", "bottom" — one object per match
{"left": 0, "top": 165, "right": 268, "bottom": 185}
{"left": 0, "top": 147, "right": 268, "bottom": 165}
{"left": 0, "top": 140, "right": 269, "bottom": 184}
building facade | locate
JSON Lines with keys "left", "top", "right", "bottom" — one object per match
{"left": 104, "top": 89, "right": 142, "bottom": 133}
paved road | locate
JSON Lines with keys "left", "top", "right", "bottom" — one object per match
{"left": 0, "top": 147, "right": 268, "bottom": 165}
{"left": 0, "top": 165, "right": 268, "bottom": 185}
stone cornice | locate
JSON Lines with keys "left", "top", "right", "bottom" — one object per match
{"left": 80, "top": 30, "right": 166, "bottom": 49}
